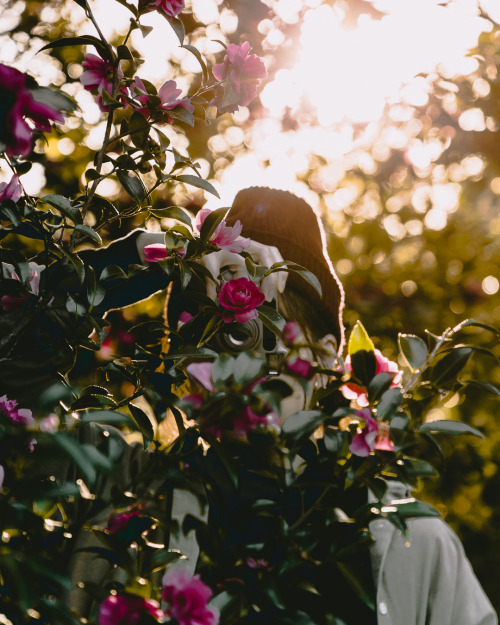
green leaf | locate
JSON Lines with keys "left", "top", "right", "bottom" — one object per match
{"left": 419, "top": 419, "right": 484, "bottom": 438}
{"left": 400, "top": 456, "right": 438, "bottom": 478}
{"left": 47, "top": 433, "right": 97, "bottom": 486}
{"left": 174, "top": 174, "right": 220, "bottom": 198}
{"left": 31, "top": 86, "right": 77, "bottom": 113}
{"left": 116, "top": 169, "right": 147, "bottom": 202}
{"left": 182, "top": 44, "right": 209, "bottom": 82}
{"left": 144, "top": 550, "right": 184, "bottom": 574}
{"left": 348, "top": 320, "right": 375, "bottom": 355}
{"left": 168, "top": 105, "right": 194, "bottom": 126}
{"left": 42, "top": 194, "right": 81, "bottom": 224}
{"left": 276, "top": 261, "right": 322, "bottom": 297}
{"left": 129, "top": 111, "right": 150, "bottom": 148}
{"left": 282, "top": 410, "right": 325, "bottom": 443}
{"left": 39, "top": 35, "right": 111, "bottom": 60}
{"left": 169, "top": 16, "right": 185, "bottom": 44}
{"left": 258, "top": 304, "right": 286, "bottom": 336}
{"left": 129, "top": 402, "right": 155, "bottom": 447}
{"left": 398, "top": 333, "right": 428, "bottom": 371}
{"left": 80, "top": 410, "right": 134, "bottom": 426}
{"left": 150, "top": 205, "right": 193, "bottom": 227}
{"left": 430, "top": 347, "right": 473, "bottom": 387}
{"left": 13, "top": 161, "right": 32, "bottom": 175}
{"left": 59, "top": 247, "right": 85, "bottom": 284}
{"left": 75, "top": 223, "right": 102, "bottom": 245}
{"left": 376, "top": 387, "right": 403, "bottom": 420}
{"left": 232, "top": 352, "right": 266, "bottom": 387}
{"left": 350, "top": 350, "right": 377, "bottom": 386}
{"left": 393, "top": 499, "right": 441, "bottom": 518}
{"left": 117, "top": 44, "right": 133, "bottom": 60}
{"left": 100, "top": 264, "right": 127, "bottom": 281}
{"left": 85, "top": 265, "right": 106, "bottom": 309}
{"left": 177, "top": 257, "right": 193, "bottom": 290}
{"left": 463, "top": 379, "right": 500, "bottom": 396}
{"left": 368, "top": 372, "right": 395, "bottom": 403}
{"left": 198, "top": 207, "right": 228, "bottom": 245}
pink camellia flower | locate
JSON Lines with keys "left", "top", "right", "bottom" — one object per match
{"left": 1, "top": 267, "right": 40, "bottom": 311}
{"left": 98, "top": 593, "right": 163, "bottom": 625}
{"left": 162, "top": 568, "right": 219, "bottom": 625}
{"left": 233, "top": 406, "right": 280, "bottom": 437}
{"left": 179, "top": 311, "right": 193, "bottom": 324}
{"left": 143, "top": 242, "right": 186, "bottom": 263}
{"left": 0, "top": 63, "right": 64, "bottom": 157}
{"left": 0, "top": 174, "right": 22, "bottom": 203}
{"left": 40, "top": 413, "right": 60, "bottom": 433}
{"left": 282, "top": 321, "right": 302, "bottom": 345}
{"left": 211, "top": 42, "right": 267, "bottom": 114}
{"left": 195, "top": 208, "right": 250, "bottom": 253}
{"left": 139, "top": 0, "right": 185, "bottom": 19}
{"left": 186, "top": 361, "right": 214, "bottom": 393}
{"left": 285, "top": 357, "right": 314, "bottom": 379}
{"left": 349, "top": 409, "right": 394, "bottom": 457}
{"left": 80, "top": 53, "right": 126, "bottom": 112}
{"left": 218, "top": 277, "right": 265, "bottom": 324}
{"left": 130, "top": 77, "right": 193, "bottom": 123}
{"left": 0, "top": 394, "right": 35, "bottom": 427}
{"left": 106, "top": 510, "right": 141, "bottom": 536}
{"left": 342, "top": 349, "right": 403, "bottom": 407}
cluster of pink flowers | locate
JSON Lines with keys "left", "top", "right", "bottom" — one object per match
{"left": 98, "top": 569, "right": 218, "bottom": 625}
{"left": 129, "top": 76, "right": 194, "bottom": 123}
{"left": 0, "top": 394, "right": 34, "bottom": 427}
{"left": 80, "top": 53, "right": 128, "bottom": 112}
{"left": 342, "top": 349, "right": 402, "bottom": 407}
{"left": 0, "top": 63, "right": 64, "bottom": 157}
{"left": 162, "top": 568, "right": 219, "bottom": 625}
{"left": 0, "top": 174, "right": 23, "bottom": 203}
{"left": 218, "top": 277, "right": 265, "bottom": 324}
{"left": 211, "top": 41, "right": 267, "bottom": 114}
{"left": 349, "top": 408, "right": 394, "bottom": 457}
{"left": 139, "top": 0, "right": 185, "bottom": 19}
{"left": 195, "top": 208, "right": 251, "bottom": 253}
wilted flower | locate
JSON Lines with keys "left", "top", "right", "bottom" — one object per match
{"left": 349, "top": 409, "right": 394, "bottom": 457}
{"left": 0, "top": 174, "right": 22, "bottom": 203}
{"left": 342, "top": 349, "right": 402, "bottom": 407}
{"left": 139, "top": 0, "right": 185, "bottom": 19}
{"left": 0, "top": 63, "right": 64, "bottom": 157}
{"left": 130, "top": 77, "right": 193, "bottom": 123}
{"left": 218, "top": 277, "right": 265, "bottom": 323}
{"left": 195, "top": 208, "right": 250, "bottom": 253}
{"left": 162, "top": 568, "right": 219, "bottom": 625}
{"left": 0, "top": 394, "right": 35, "bottom": 427}
{"left": 80, "top": 53, "right": 125, "bottom": 112}
{"left": 98, "top": 593, "right": 163, "bottom": 625}
{"left": 211, "top": 42, "right": 267, "bottom": 114}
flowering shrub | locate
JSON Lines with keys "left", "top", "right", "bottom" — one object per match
{"left": 0, "top": 2, "right": 497, "bottom": 625}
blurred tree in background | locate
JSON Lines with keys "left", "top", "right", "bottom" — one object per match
{"left": 1, "top": 0, "right": 499, "bottom": 613}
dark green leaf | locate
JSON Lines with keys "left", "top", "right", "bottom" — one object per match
{"left": 232, "top": 352, "right": 266, "bottom": 387}
{"left": 168, "top": 105, "right": 194, "bottom": 126}
{"left": 150, "top": 205, "right": 192, "bottom": 227}
{"left": 100, "top": 264, "right": 127, "bottom": 281}
{"left": 419, "top": 419, "right": 484, "bottom": 438}
{"left": 393, "top": 499, "right": 441, "bottom": 518}
{"left": 182, "top": 44, "right": 209, "bottom": 82}
{"left": 463, "top": 379, "right": 500, "bottom": 396}
{"left": 376, "top": 387, "right": 403, "bottom": 420}
{"left": 75, "top": 223, "right": 102, "bottom": 245}
{"left": 117, "top": 44, "right": 133, "bottom": 60}
{"left": 282, "top": 410, "right": 325, "bottom": 443}
{"left": 144, "top": 550, "right": 184, "bottom": 574}
{"left": 198, "top": 207, "right": 227, "bottom": 244}
{"left": 398, "top": 333, "right": 428, "bottom": 371}
{"left": 39, "top": 35, "right": 112, "bottom": 60}
{"left": 174, "top": 174, "right": 220, "bottom": 198}
{"left": 129, "top": 402, "right": 155, "bottom": 447}
{"left": 400, "top": 456, "right": 438, "bottom": 478}
{"left": 116, "top": 169, "right": 147, "bottom": 202}
{"left": 368, "top": 372, "right": 396, "bottom": 403}
{"left": 80, "top": 410, "right": 134, "bottom": 426}
{"left": 42, "top": 194, "right": 81, "bottom": 224}
{"left": 129, "top": 111, "right": 150, "bottom": 148}
{"left": 31, "top": 86, "right": 77, "bottom": 113}
{"left": 350, "top": 350, "right": 377, "bottom": 386}
{"left": 86, "top": 265, "right": 106, "bottom": 308}
{"left": 430, "top": 347, "right": 473, "bottom": 386}
{"left": 169, "top": 16, "right": 185, "bottom": 44}
{"left": 258, "top": 304, "right": 286, "bottom": 336}
{"left": 47, "top": 433, "right": 97, "bottom": 485}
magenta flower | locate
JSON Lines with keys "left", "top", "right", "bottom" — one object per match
{"left": 349, "top": 409, "right": 394, "bottom": 457}
{"left": 282, "top": 321, "right": 302, "bottom": 345}
{"left": 139, "top": 0, "right": 185, "bottom": 19}
{"left": 0, "top": 394, "right": 35, "bottom": 427}
{"left": 106, "top": 510, "right": 141, "bottom": 535}
{"left": 144, "top": 243, "right": 169, "bottom": 263}
{"left": 130, "top": 77, "right": 193, "bottom": 123}
{"left": 0, "top": 174, "right": 22, "bottom": 203}
{"left": 80, "top": 53, "right": 125, "bottom": 112}
{"left": 1, "top": 267, "right": 40, "bottom": 311}
{"left": 162, "top": 568, "right": 219, "bottom": 625}
{"left": 195, "top": 208, "right": 250, "bottom": 253}
{"left": 285, "top": 357, "right": 314, "bottom": 379}
{"left": 218, "top": 277, "right": 265, "bottom": 324}
{"left": 179, "top": 311, "right": 193, "bottom": 324}
{"left": 233, "top": 407, "right": 280, "bottom": 436}
{"left": 186, "top": 361, "right": 214, "bottom": 393}
{"left": 342, "top": 349, "right": 402, "bottom": 407}
{"left": 0, "top": 63, "right": 64, "bottom": 157}
{"left": 211, "top": 42, "right": 267, "bottom": 114}
{"left": 98, "top": 593, "right": 163, "bottom": 625}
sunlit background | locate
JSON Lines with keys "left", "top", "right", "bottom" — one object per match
{"left": 2, "top": 0, "right": 500, "bottom": 609}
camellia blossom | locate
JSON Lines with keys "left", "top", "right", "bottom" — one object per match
{"left": 282, "top": 321, "right": 302, "bottom": 345}
{"left": 186, "top": 361, "right": 214, "bottom": 393}
{"left": 211, "top": 42, "right": 267, "bottom": 114}
{"left": 218, "top": 277, "right": 265, "bottom": 323}
{"left": 0, "top": 394, "right": 35, "bottom": 427}
{"left": 130, "top": 77, "right": 193, "bottom": 123}
{"left": 285, "top": 356, "right": 314, "bottom": 379}
{"left": 342, "top": 349, "right": 403, "bottom": 407}
{"left": 1, "top": 267, "right": 40, "bottom": 312}
{"left": 195, "top": 208, "right": 250, "bottom": 253}
{"left": 233, "top": 406, "right": 280, "bottom": 436}
{"left": 139, "top": 0, "right": 185, "bottom": 19}
{"left": 162, "top": 568, "right": 219, "bottom": 625}
{"left": 0, "top": 174, "right": 22, "bottom": 203}
{"left": 80, "top": 53, "right": 125, "bottom": 112}
{"left": 0, "top": 63, "right": 64, "bottom": 157}
{"left": 349, "top": 409, "right": 394, "bottom": 457}
{"left": 98, "top": 593, "right": 163, "bottom": 625}
{"left": 143, "top": 242, "right": 186, "bottom": 262}
{"left": 106, "top": 510, "right": 141, "bottom": 535}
